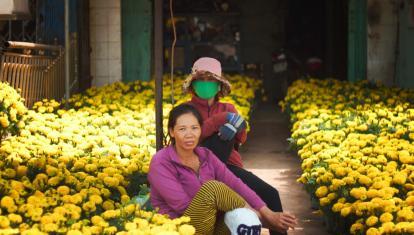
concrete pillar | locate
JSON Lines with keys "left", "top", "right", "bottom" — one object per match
{"left": 367, "top": 0, "right": 399, "bottom": 86}
{"left": 89, "top": 0, "right": 122, "bottom": 87}
{"left": 396, "top": 0, "right": 414, "bottom": 88}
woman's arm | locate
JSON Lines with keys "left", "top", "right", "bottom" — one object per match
{"left": 257, "top": 206, "right": 297, "bottom": 232}
{"left": 225, "top": 104, "right": 247, "bottom": 144}
{"left": 235, "top": 127, "right": 247, "bottom": 144}
{"left": 199, "top": 103, "right": 248, "bottom": 144}
{"left": 200, "top": 112, "right": 228, "bottom": 141}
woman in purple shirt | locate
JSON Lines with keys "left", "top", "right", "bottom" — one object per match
{"left": 148, "top": 104, "right": 297, "bottom": 234}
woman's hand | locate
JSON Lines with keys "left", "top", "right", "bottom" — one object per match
{"left": 265, "top": 211, "right": 297, "bottom": 232}
{"left": 259, "top": 207, "right": 297, "bottom": 232}
{"left": 226, "top": 112, "right": 247, "bottom": 132}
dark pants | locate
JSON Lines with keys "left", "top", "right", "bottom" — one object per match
{"left": 202, "top": 134, "right": 285, "bottom": 235}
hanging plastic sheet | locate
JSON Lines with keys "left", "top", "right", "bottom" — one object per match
{"left": 0, "top": 0, "right": 30, "bottom": 19}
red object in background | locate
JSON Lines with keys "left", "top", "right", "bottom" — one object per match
{"left": 306, "top": 57, "right": 322, "bottom": 72}
{"left": 272, "top": 51, "right": 288, "bottom": 73}
{"left": 271, "top": 51, "right": 286, "bottom": 63}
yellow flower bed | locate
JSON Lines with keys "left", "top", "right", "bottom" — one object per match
{"left": 0, "top": 74, "right": 261, "bottom": 234}
{"left": 0, "top": 82, "right": 27, "bottom": 142}
{"left": 281, "top": 78, "right": 414, "bottom": 234}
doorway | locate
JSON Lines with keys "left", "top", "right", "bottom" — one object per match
{"left": 286, "top": 0, "right": 348, "bottom": 80}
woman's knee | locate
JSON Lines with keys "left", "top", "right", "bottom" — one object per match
{"left": 256, "top": 180, "right": 281, "bottom": 199}
{"left": 270, "top": 186, "right": 280, "bottom": 197}
{"left": 262, "top": 187, "right": 283, "bottom": 212}
{"left": 200, "top": 180, "right": 227, "bottom": 191}
{"left": 199, "top": 180, "right": 230, "bottom": 201}
{"left": 198, "top": 180, "right": 245, "bottom": 209}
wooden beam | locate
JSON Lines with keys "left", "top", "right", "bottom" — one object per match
{"left": 154, "top": 0, "right": 163, "bottom": 151}
{"left": 78, "top": 0, "right": 91, "bottom": 92}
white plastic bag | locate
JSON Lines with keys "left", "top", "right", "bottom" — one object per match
{"left": 224, "top": 208, "right": 262, "bottom": 235}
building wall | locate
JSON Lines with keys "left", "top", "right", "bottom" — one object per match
{"left": 396, "top": 0, "right": 414, "bottom": 88}
{"left": 367, "top": 0, "right": 398, "bottom": 86}
{"left": 89, "top": 0, "right": 122, "bottom": 87}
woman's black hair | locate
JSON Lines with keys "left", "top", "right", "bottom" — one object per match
{"left": 168, "top": 104, "right": 203, "bottom": 144}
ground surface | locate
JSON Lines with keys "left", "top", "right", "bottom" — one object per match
{"left": 240, "top": 103, "right": 330, "bottom": 235}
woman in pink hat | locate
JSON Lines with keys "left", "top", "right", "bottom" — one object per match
{"left": 181, "top": 57, "right": 296, "bottom": 235}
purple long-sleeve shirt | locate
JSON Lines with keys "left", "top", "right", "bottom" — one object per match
{"left": 147, "top": 145, "right": 266, "bottom": 218}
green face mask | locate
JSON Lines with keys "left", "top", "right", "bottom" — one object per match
{"left": 192, "top": 80, "right": 220, "bottom": 99}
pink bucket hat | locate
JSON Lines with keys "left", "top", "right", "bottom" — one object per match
{"left": 183, "top": 57, "right": 231, "bottom": 97}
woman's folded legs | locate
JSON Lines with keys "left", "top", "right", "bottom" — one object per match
{"left": 183, "top": 180, "right": 246, "bottom": 235}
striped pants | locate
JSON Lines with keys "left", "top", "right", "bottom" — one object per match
{"left": 183, "top": 180, "right": 247, "bottom": 235}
